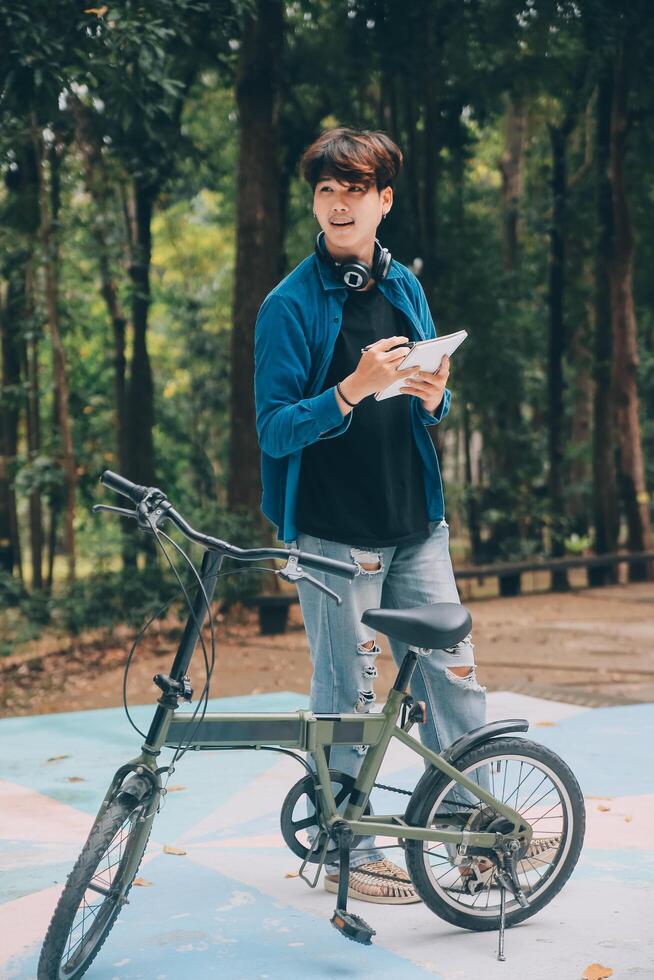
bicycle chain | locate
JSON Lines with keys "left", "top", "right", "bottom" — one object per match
{"left": 372, "top": 781, "right": 412, "bottom": 796}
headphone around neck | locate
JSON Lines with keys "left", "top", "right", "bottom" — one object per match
{"left": 314, "top": 231, "right": 392, "bottom": 291}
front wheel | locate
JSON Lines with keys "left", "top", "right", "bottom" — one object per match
{"left": 405, "top": 737, "right": 585, "bottom": 932}
{"left": 38, "top": 794, "right": 155, "bottom": 979}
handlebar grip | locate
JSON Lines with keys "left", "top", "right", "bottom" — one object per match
{"left": 298, "top": 551, "right": 358, "bottom": 580}
{"left": 100, "top": 470, "right": 150, "bottom": 504}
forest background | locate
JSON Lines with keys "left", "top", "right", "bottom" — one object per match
{"left": 1, "top": 0, "right": 653, "bottom": 655}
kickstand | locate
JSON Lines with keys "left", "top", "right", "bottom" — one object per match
{"left": 329, "top": 820, "right": 376, "bottom": 945}
{"left": 497, "top": 879, "right": 507, "bottom": 961}
{"left": 298, "top": 833, "right": 329, "bottom": 888}
{"left": 495, "top": 844, "right": 530, "bottom": 962}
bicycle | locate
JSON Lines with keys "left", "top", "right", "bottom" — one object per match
{"left": 38, "top": 471, "right": 586, "bottom": 978}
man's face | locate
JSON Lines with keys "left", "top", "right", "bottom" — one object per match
{"left": 313, "top": 175, "right": 393, "bottom": 259}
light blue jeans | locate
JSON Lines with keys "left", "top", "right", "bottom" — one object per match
{"left": 292, "top": 519, "right": 487, "bottom": 873}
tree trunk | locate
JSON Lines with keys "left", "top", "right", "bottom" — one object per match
{"left": 402, "top": 73, "right": 422, "bottom": 255}
{"left": 228, "top": 0, "right": 284, "bottom": 520}
{"left": 609, "top": 42, "right": 652, "bottom": 581}
{"left": 418, "top": 3, "right": 439, "bottom": 308}
{"left": 72, "top": 99, "right": 132, "bottom": 565}
{"left": 590, "top": 64, "right": 620, "bottom": 586}
{"left": 32, "top": 121, "right": 76, "bottom": 583}
{"left": 72, "top": 99, "right": 129, "bottom": 479}
{"left": 492, "top": 95, "right": 527, "bottom": 596}
{"left": 126, "top": 178, "right": 157, "bottom": 489}
{"left": 462, "top": 402, "right": 482, "bottom": 564}
{"left": 3, "top": 141, "right": 40, "bottom": 587}
{"left": 500, "top": 96, "right": 527, "bottom": 271}
{"left": 22, "top": 264, "right": 44, "bottom": 591}
{"left": 0, "top": 266, "right": 23, "bottom": 577}
{"left": 547, "top": 125, "right": 570, "bottom": 591}
{"left": 567, "top": 278, "right": 593, "bottom": 536}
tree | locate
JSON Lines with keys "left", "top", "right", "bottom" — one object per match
{"left": 228, "top": 0, "right": 284, "bottom": 522}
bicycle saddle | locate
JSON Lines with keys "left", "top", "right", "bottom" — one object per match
{"left": 361, "top": 602, "right": 472, "bottom": 650}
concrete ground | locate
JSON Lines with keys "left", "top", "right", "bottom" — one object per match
{"left": 1, "top": 690, "right": 653, "bottom": 980}
{"left": 3, "top": 580, "right": 654, "bottom": 718}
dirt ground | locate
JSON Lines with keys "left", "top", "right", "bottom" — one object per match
{"left": 2, "top": 577, "right": 653, "bottom": 718}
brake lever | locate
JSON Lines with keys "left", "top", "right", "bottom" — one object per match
{"left": 92, "top": 504, "right": 137, "bottom": 520}
{"left": 277, "top": 554, "right": 343, "bottom": 605}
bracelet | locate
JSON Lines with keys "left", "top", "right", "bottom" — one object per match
{"left": 336, "top": 381, "right": 359, "bottom": 408}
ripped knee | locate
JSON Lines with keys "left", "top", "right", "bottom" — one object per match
{"left": 350, "top": 547, "right": 383, "bottom": 576}
{"left": 444, "top": 663, "right": 485, "bottom": 692}
{"left": 354, "top": 637, "right": 381, "bottom": 713}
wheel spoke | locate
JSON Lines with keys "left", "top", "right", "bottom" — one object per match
{"left": 520, "top": 785, "right": 557, "bottom": 818}
{"left": 514, "top": 772, "right": 548, "bottom": 812}
{"left": 292, "top": 815, "right": 317, "bottom": 832}
{"left": 66, "top": 899, "right": 102, "bottom": 963}
{"left": 528, "top": 801, "right": 563, "bottom": 826}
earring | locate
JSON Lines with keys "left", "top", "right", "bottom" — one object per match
{"left": 382, "top": 212, "right": 387, "bottom": 220}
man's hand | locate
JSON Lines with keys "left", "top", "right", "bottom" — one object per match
{"left": 337, "top": 336, "right": 418, "bottom": 412}
{"left": 399, "top": 354, "right": 450, "bottom": 414}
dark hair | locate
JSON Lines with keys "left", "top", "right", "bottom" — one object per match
{"left": 300, "top": 127, "right": 403, "bottom": 191}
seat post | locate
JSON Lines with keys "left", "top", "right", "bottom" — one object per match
{"left": 393, "top": 650, "right": 418, "bottom": 693}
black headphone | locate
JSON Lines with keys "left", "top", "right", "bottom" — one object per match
{"left": 314, "top": 231, "right": 392, "bottom": 291}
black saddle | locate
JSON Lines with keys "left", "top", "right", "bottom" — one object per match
{"left": 361, "top": 602, "right": 472, "bottom": 650}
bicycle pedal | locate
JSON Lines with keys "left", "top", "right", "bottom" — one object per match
{"left": 331, "top": 909, "right": 376, "bottom": 945}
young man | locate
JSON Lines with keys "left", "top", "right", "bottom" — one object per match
{"left": 254, "top": 128, "right": 486, "bottom": 904}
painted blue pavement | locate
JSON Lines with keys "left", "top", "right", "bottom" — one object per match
{"left": 1, "top": 692, "right": 653, "bottom": 979}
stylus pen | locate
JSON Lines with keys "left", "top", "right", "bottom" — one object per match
{"left": 360, "top": 341, "right": 417, "bottom": 353}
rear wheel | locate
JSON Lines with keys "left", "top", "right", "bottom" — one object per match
{"left": 405, "top": 737, "right": 585, "bottom": 931}
{"left": 38, "top": 795, "right": 155, "bottom": 979}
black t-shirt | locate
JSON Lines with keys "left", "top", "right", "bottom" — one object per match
{"left": 295, "top": 285, "right": 430, "bottom": 547}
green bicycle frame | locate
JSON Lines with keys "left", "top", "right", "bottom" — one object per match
{"left": 101, "top": 546, "right": 530, "bottom": 854}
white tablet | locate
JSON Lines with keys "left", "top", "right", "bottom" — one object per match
{"left": 374, "top": 329, "right": 468, "bottom": 401}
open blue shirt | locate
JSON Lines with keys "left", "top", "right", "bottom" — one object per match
{"left": 254, "top": 251, "right": 451, "bottom": 543}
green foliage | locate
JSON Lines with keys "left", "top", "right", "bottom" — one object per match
{"left": 1, "top": 0, "right": 653, "bottom": 649}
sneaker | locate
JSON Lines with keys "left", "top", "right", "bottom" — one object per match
{"left": 516, "top": 835, "right": 562, "bottom": 874}
{"left": 325, "top": 859, "right": 421, "bottom": 905}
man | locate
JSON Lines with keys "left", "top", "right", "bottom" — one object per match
{"left": 254, "top": 127, "right": 486, "bottom": 904}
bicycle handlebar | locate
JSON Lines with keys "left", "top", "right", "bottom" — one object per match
{"left": 101, "top": 470, "right": 151, "bottom": 504}
{"left": 98, "top": 470, "right": 358, "bottom": 581}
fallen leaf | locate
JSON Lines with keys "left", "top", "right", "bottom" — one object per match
{"left": 163, "top": 844, "right": 187, "bottom": 856}
{"left": 166, "top": 785, "right": 186, "bottom": 792}
{"left": 84, "top": 5, "right": 108, "bottom": 14}
{"left": 133, "top": 877, "right": 153, "bottom": 887}
{"left": 586, "top": 796, "right": 613, "bottom": 801}
{"left": 285, "top": 871, "right": 299, "bottom": 878}
{"left": 47, "top": 755, "right": 71, "bottom": 763}
{"left": 624, "top": 815, "right": 632, "bottom": 823}
{"left": 582, "top": 963, "right": 613, "bottom": 980}
{"left": 534, "top": 721, "right": 556, "bottom": 727}
{"left": 597, "top": 804, "right": 611, "bottom": 812}
{"left": 65, "top": 776, "right": 85, "bottom": 783}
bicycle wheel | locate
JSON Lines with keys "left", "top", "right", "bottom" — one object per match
{"left": 405, "top": 737, "right": 585, "bottom": 932}
{"left": 38, "top": 795, "right": 155, "bottom": 979}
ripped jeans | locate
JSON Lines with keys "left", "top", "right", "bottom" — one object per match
{"left": 293, "top": 519, "right": 486, "bottom": 874}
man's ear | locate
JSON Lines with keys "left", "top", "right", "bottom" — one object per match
{"left": 381, "top": 186, "right": 393, "bottom": 213}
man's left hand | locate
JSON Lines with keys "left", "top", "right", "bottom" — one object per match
{"left": 399, "top": 354, "right": 450, "bottom": 414}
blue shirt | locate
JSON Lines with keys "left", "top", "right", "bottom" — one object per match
{"left": 254, "top": 251, "right": 451, "bottom": 543}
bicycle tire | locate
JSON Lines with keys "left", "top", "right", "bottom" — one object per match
{"left": 38, "top": 796, "right": 154, "bottom": 979}
{"left": 405, "top": 737, "right": 585, "bottom": 932}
